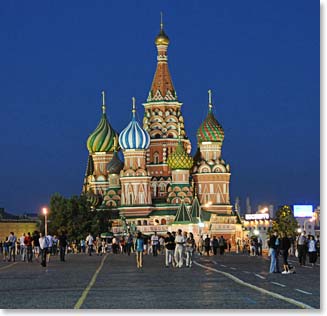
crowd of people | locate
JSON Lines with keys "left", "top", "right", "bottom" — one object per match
{"left": 0, "top": 231, "right": 68, "bottom": 267}
{"left": 0, "top": 229, "right": 320, "bottom": 273}
{"left": 268, "top": 230, "right": 320, "bottom": 274}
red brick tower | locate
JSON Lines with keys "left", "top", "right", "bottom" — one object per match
{"left": 143, "top": 16, "right": 191, "bottom": 202}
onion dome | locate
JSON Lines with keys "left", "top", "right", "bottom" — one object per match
{"left": 119, "top": 97, "right": 150, "bottom": 150}
{"left": 167, "top": 141, "right": 193, "bottom": 170}
{"left": 155, "top": 13, "right": 170, "bottom": 46}
{"left": 87, "top": 91, "right": 118, "bottom": 153}
{"left": 86, "top": 190, "right": 102, "bottom": 208}
{"left": 197, "top": 90, "right": 224, "bottom": 143}
{"left": 106, "top": 151, "right": 124, "bottom": 174}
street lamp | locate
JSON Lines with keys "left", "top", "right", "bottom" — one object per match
{"left": 42, "top": 207, "right": 48, "bottom": 236}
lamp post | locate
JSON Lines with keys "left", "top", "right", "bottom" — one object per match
{"left": 42, "top": 207, "right": 48, "bottom": 236}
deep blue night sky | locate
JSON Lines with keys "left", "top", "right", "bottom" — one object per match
{"left": 0, "top": 1, "right": 319, "bottom": 214}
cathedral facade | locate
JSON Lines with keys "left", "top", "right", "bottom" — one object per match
{"left": 82, "top": 21, "right": 242, "bottom": 246}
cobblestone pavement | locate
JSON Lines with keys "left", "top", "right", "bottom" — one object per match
{"left": 0, "top": 251, "right": 320, "bottom": 309}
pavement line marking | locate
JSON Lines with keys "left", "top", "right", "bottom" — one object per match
{"left": 271, "top": 282, "right": 286, "bottom": 288}
{"left": 74, "top": 254, "right": 108, "bottom": 309}
{"left": 211, "top": 260, "right": 217, "bottom": 265}
{"left": 0, "top": 262, "right": 17, "bottom": 271}
{"left": 230, "top": 267, "right": 236, "bottom": 270}
{"left": 194, "top": 261, "right": 314, "bottom": 309}
{"left": 243, "top": 271, "right": 250, "bottom": 274}
{"left": 254, "top": 273, "right": 266, "bottom": 280}
{"left": 221, "top": 264, "right": 227, "bottom": 267}
{"left": 295, "top": 289, "right": 312, "bottom": 295}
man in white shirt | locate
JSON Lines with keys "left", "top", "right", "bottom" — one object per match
{"left": 46, "top": 235, "right": 53, "bottom": 263}
{"left": 19, "top": 233, "right": 26, "bottom": 262}
{"left": 86, "top": 233, "right": 94, "bottom": 256}
{"left": 7, "top": 232, "right": 17, "bottom": 262}
{"left": 39, "top": 232, "right": 49, "bottom": 267}
{"left": 151, "top": 232, "right": 159, "bottom": 256}
{"left": 174, "top": 229, "right": 185, "bottom": 268}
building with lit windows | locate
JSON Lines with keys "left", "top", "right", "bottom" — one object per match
{"left": 82, "top": 19, "right": 243, "bottom": 245}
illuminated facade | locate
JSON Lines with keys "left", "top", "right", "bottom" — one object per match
{"left": 83, "top": 19, "right": 242, "bottom": 245}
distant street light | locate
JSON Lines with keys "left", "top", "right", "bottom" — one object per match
{"left": 42, "top": 207, "right": 48, "bottom": 236}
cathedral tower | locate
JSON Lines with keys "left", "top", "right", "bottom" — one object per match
{"left": 84, "top": 91, "right": 118, "bottom": 194}
{"left": 143, "top": 15, "right": 191, "bottom": 201}
{"left": 166, "top": 126, "right": 193, "bottom": 204}
{"left": 119, "top": 98, "right": 152, "bottom": 217}
{"left": 192, "top": 90, "right": 232, "bottom": 215}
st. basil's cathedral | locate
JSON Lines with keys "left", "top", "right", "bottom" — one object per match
{"left": 82, "top": 19, "right": 243, "bottom": 246}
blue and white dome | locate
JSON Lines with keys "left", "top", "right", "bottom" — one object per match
{"left": 118, "top": 98, "right": 150, "bottom": 150}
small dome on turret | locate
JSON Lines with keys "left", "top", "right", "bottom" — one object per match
{"left": 167, "top": 142, "right": 193, "bottom": 170}
{"left": 118, "top": 97, "right": 150, "bottom": 150}
{"left": 155, "top": 29, "right": 170, "bottom": 46}
{"left": 107, "top": 151, "right": 124, "bottom": 174}
{"left": 155, "top": 13, "right": 170, "bottom": 46}
{"left": 197, "top": 90, "right": 224, "bottom": 144}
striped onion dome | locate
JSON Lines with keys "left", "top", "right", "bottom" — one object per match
{"left": 86, "top": 92, "right": 118, "bottom": 153}
{"left": 106, "top": 151, "right": 124, "bottom": 174}
{"left": 197, "top": 91, "right": 224, "bottom": 143}
{"left": 86, "top": 190, "right": 102, "bottom": 207}
{"left": 118, "top": 98, "right": 150, "bottom": 150}
{"left": 167, "top": 141, "right": 193, "bottom": 170}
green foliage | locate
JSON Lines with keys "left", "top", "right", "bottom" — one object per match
{"left": 40, "top": 193, "right": 115, "bottom": 242}
{"left": 271, "top": 205, "right": 298, "bottom": 238}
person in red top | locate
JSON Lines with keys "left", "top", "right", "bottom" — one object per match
{"left": 24, "top": 232, "right": 33, "bottom": 263}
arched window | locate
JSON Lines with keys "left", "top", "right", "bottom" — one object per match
{"left": 153, "top": 152, "right": 159, "bottom": 164}
{"left": 161, "top": 218, "right": 166, "bottom": 225}
{"left": 137, "top": 220, "right": 141, "bottom": 226}
{"left": 143, "top": 220, "right": 148, "bottom": 226}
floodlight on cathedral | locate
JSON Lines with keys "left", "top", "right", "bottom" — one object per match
{"left": 119, "top": 98, "right": 150, "bottom": 150}
{"left": 86, "top": 91, "right": 118, "bottom": 153}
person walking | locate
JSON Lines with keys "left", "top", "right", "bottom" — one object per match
{"left": 58, "top": 232, "right": 68, "bottom": 262}
{"left": 19, "top": 233, "right": 26, "bottom": 262}
{"left": 135, "top": 232, "right": 144, "bottom": 268}
{"left": 164, "top": 232, "right": 175, "bottom": 267}
{"left": 280, "top": 232, "right": 291, "bottom": 274}
{"left": 212, "top": 236, "right": 219, "bottom": 255}
{"left": 218, "top": 236, "right": 226, "bottom": 255}
{"left": 257, "top": 237, "right": 263, "bottom": 256}
{"left": 46, "top": 234, "right": 53, "bottom": 263}
{"left": 204, "top": 235, "right": 211, "bottom": 256}
{"left": 185, "top": 232, "right": 195, "bottom": 268}
{"left": 198, "top": 235, "right": 204, "bottom": 256}
{"left": 126, "top": 233, "right": 133, "bottom": 256}
{"left": 307, "top": 235, "right": 317, "bottom": 267}
{"left": 315, "top": 235, "right": 320, "bottom": 257}
{"left": 32, "top": 231, "right": 40, "bottom": 263}
{"left": 24, "top": 232, "right": 33, "bottom": 263}
{"left": 268, "top": 231, "right": 281, "bottom": 273}
{"left": 174, "top": 229, "right": 185, "bottom": 268}
{"left": 86, "top": 233, "right": 94, "bottom": 256}
{"left": 151, "top": 232, "right": 159, "bottom": 256}
{"left": 39, "top": 232, "right": 49, "bottom": 267}
{"left": 297, "top": 231, "right": 307, "bottom": 266}
{"left": 7, "top": 232, "right": 17, "bottom": 262}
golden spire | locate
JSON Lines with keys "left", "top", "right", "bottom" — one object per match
{"left": 101, "top": 90, "right": 106, "bottom": 114}
{"left": 208, "top": 89, "right": 213, "bottom": 112}
{"left": 160, "top": 11, "right": 163, "bottom": 31}
{"left": 155, "top": 12, "right": 170, "bottom": 46}
{"left": 132, "top": 97, "right": 136, "bottom": 117}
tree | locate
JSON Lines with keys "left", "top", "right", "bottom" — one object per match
{"left": 39, "top": 193, "right": 114, "bottom": 242}
{"left": 270, "top": 205, "right": 298, "bottom": 237}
